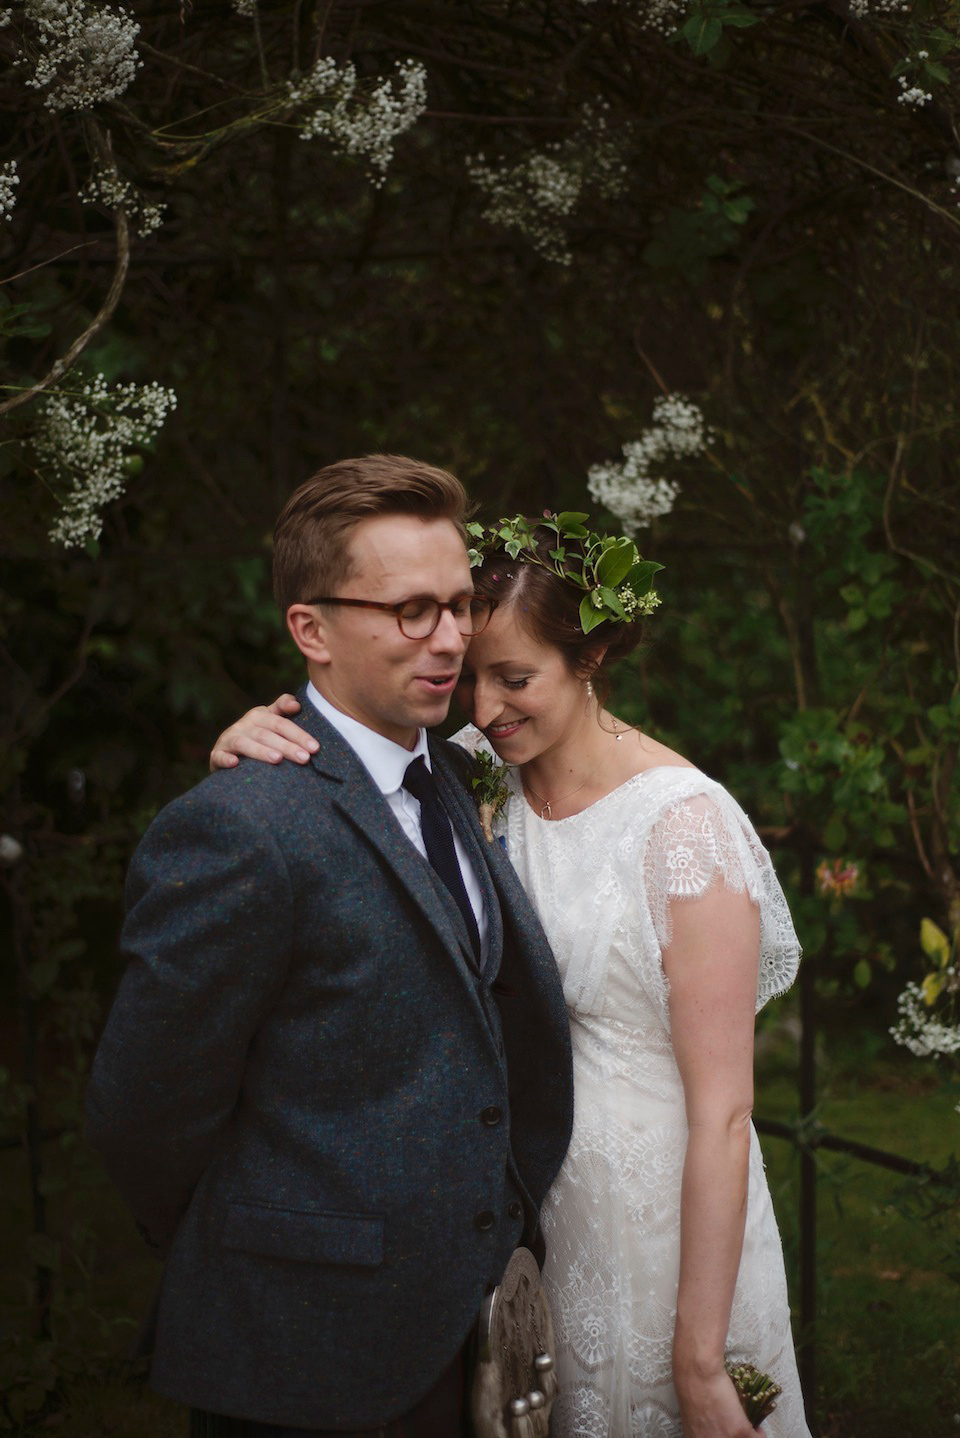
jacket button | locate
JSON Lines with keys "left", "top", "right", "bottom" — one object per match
{"left": 474, "top": 1210, "right": 496, "bottom": 1232}
{"left": 480, "top": 1106, "right": 503, "bottom": 1126}
{"left": 508, "top": 1200, "right": 522, "bottom": 1220}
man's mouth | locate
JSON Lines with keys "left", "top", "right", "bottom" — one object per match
{"left": 417, "top": 674, "right": 458, "bottom": 693}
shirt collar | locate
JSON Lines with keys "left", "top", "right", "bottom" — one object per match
{"left": 306, "top": 681, "right": 430, "bottom": 795}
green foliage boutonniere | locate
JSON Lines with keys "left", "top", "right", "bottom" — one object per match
{"left": 471, "top": 749, "right": 510, "bottom": 843}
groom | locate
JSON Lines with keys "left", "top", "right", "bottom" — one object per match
{"left": 85, "top": 455, "right": 574, "bottom": 1437}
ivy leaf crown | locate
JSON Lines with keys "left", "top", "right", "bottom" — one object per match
{"left": 466, "top": 510, "right": 664, "bottom": 635}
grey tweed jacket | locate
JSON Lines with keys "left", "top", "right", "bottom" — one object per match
{"left": 85, "top": 691, "right": 573, "bottom": 1430}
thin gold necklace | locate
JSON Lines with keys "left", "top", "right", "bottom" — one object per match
{"left": 522, "top": 755, "right": 607, "bottom": 820}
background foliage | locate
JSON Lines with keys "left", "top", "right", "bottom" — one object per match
{"left": 2, "top": 0, "right": 959, "bottom": 1431}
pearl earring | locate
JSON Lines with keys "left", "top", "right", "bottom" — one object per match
{"left": 586, "top": 680, "right": 594, "bottom": 699}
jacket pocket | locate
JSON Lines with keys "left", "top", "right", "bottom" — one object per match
{"left": 221, "top": 1200, "right": 384, "bottom": 1267}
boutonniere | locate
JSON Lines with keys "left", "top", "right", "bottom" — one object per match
{"left": 726, "top": 1360, "right": 781, "bottom": 1427}
{"left": 471, "top": 749, "right": 510, "bottom": 843}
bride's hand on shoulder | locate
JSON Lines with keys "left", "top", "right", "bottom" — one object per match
{"left": 209, "top": 694, "right": 315, "bottom": 772}
{"left": 676, "top": 1367, "right": 760, "bottom": 1438}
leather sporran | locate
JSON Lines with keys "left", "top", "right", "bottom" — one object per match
{"left": 471, "top": 1247, "right": 558, "bottom": 1438}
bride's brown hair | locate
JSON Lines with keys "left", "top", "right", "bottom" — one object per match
{"left": 471, "top": 529, "right": 647, "bottom": 710}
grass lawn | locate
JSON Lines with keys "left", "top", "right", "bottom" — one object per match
{"left": 3, "top": 1019, "right": 958, "bottom": 1436}
{"left": 756, "top": 1019, "right": 960, "bottom": 1438}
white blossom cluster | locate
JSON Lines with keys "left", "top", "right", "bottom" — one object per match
{"left": 890, "top": 975, "right": 960, "bottom": 1059}
{"left": 38, "top": 374, "right": 177, "bottom": 548}
{"left": 231, "top": 0, "right": 257, "bottom": 13}
{"left": 848, "top": 0, "right": 911, "bottom": 13}
{"left": 1, "top": 159, "right": 19, "bottom": 220}
{"left": 587, "top": 394, "right": 710, "bottom": 536}
{"left": 467, "top": 103, "right": 629, "bottom": 265}
{"left": 574, "top": 0, "right": 684, "bottom": 31}
{"left": 290, "top": 57, "right": 427, "bottom": 184}
{"left": 897, "top": 74, "right": 932, "bottom": 106}
{"left": 468, "top": 148, "right": 581, "bottom": 263}
{"left": 21, "top": 0, "right": 141, "bottom": 110}
{"left": 637, "top": 0, "right": 686, "bottom": 34}
{"left": 79, "top": 163, "right": 165, "bottom": 236}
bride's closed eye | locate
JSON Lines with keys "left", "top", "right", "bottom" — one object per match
{"left": 502, "top": 677, "right": 530, "bottom": 690}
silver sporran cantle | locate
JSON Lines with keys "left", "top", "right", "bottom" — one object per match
{"left": 471, "top": 1247, "right": 558, "bottom": 1438}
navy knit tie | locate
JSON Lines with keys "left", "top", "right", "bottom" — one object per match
{"left": 403, "top": 757, "right": 481, "bottom": 962}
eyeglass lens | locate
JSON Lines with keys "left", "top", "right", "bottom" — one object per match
{"left": 398, "top": 596, "right": 492, "bottom": 639}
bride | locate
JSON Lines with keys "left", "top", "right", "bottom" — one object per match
{"left": 210, "top": 513, "right": 812, "bottom": 1438}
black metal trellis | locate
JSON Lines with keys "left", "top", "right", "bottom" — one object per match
{"left": 754, "top": 947, "right": 958, "bottom": 1432}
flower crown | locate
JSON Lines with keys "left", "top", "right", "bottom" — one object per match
{"left": 466, "top": 511, "right": 663, "bottom": 635}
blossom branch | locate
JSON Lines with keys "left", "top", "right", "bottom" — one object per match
{"left": 0, "top": 206, "right": 130, "bottom": 418}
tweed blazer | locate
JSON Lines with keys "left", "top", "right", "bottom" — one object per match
{"left": 85, "top": 693, "right": 573, "bottom": 1430}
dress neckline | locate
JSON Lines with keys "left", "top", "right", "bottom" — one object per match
{"left": 514, "top": 763, "right": 701, "bottom": 826}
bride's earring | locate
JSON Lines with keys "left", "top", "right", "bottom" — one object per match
{"left": 586, "top": 680, "right": 594, "bottom": 699}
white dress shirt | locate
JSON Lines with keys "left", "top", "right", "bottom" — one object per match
{"left": 306, "top": 683, "right": 488, "bottom": 960}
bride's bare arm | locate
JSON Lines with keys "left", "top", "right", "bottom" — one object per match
{"left": 664, "top": 883, "right": 761, "bottom": 1438}
{"left": 209, "top": 694, "right": 316, "bottom": 772}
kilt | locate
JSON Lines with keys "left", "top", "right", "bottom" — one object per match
{"left": 188, "top": 1346, "right": 468, "bottom": 1438}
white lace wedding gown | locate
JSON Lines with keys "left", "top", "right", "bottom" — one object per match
{"left": 455, "top": 730, "right": 811, "bottom": 1438}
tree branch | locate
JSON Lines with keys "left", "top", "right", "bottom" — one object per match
{"left": 0, "top": 206, "right": 131, "bottom": 418}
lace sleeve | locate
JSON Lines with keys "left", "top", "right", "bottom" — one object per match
{"left": 643, "top": 790, "right": 801, "bottom": 1011}
{"left": 449, "top": 723, "right": 494, "bottom": 760}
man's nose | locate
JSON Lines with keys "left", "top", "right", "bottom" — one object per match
{"left": 428, "top": 607, "right": 467, "bottom": 655}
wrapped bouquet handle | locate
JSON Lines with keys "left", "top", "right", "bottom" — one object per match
{"left": 471, "top": 1247, "right": 558, "bottom": 1438}
{"left": 726, "top": 1359, "right": 782, "bottom": 1427}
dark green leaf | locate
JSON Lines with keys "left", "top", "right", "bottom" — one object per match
{"left": 579, "top": 596, "right": 607, "bottom": 633}
{"left": 595, "top": 540, "right": 636, "bottom": 588}
{"left": 683, "top": 15, "right": 723, "bottom": 55}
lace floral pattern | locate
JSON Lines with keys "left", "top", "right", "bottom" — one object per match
{"left": 452, "top": 729, "right": 811, "bottom": 1437}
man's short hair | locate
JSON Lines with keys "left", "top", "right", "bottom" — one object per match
{"left": 273, "top": 454, "right": 469, "bottom": 614}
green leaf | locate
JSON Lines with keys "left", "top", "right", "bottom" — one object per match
{"left": 556, "top": 511, "right": 588, "bottom": 527}
{"left": 921, "top": 971, "right": 948, "bottom": 1005}
{"left": 625, "top": 559, "right": 664, "bottom": 594}
{"left": 683, "top": 15, "right": 723, "bottom": 55}
{"left": 579, "top": 596, "right": 608, "bottom": 633}
{"left": 598, "top": 586, "right": 628, "bottom": 620}
{"left": 595, "top": 540, "right": 637, "bottom": 589}
{"left": 822, "top": 813, "right": 847, "bottom": 850}
{"left": 722, "top": 197, "right": 755, "bottom": 224}
{"left": 853, "top": 959, "right": 872, "bottom": 989}
{"left": 920, "top": 918, "right": 951, "bottom": 967}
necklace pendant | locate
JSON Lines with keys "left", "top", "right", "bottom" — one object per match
{"left": 540, "top": 801, "right": 552, "bottom": 819}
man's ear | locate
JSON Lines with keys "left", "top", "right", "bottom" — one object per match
{"left": 286, "top": 604, "right": 332, "bottom": 666}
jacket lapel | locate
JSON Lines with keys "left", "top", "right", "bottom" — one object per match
{"left": 430, "top": 737, "right": 504, "bottom": 974}
{"left": 292, "top": 693, "right": 490, "bottom": 1004}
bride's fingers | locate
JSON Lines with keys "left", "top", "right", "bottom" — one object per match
{"left": 267, "top": 693, "right": 302, "bottom": 716}
{"left": 209, "top": 707, "right": 317, "bottom": 772}
{"left": 210, "top": 736, "right": 282, "bottom": 770}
